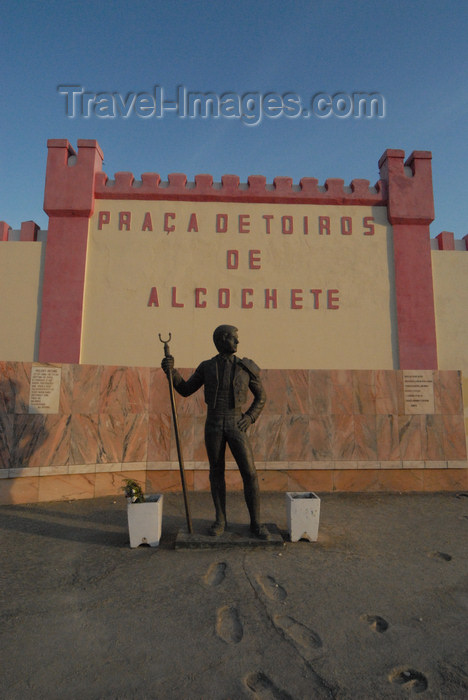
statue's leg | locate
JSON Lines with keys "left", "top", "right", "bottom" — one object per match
{"left": 226, "top": 421, "right": 260, "bottom": 529}
{"left": 205, "top": 420, "right": 227, "bottom": 528}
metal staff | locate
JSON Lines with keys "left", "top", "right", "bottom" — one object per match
{"left": 159, "top": 333, "right": 193, "bottom": 534}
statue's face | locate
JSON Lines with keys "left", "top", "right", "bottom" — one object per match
{"left": 221, "top": 330, "right": 239, "bottom": 354}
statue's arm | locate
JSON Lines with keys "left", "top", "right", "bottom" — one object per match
{"left": 171, "top": 364, "right": 205, "bottom": 397}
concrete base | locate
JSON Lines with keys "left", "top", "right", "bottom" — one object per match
{"left": 175, "top": 522, "right": 284, "bottom": 549}
{"left": 127, "top": 494, "right": 163, "bottom": 547}
{"left": 286, "top": 491, "right": 321, "bottom": 542}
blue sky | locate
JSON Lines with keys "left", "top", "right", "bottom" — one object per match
{"left": 2, "top": 0, "right": 468, "bottom": 238}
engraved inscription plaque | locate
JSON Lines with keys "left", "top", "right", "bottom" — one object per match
{"left": 29, "top": 365, "right": 62, "bottom": 414}
{"left": 403, "top": 370, "right": 434, "bottom": 414}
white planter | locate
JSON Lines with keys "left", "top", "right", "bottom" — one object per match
{"left": 286, "top": 492, "right": 320, "bottom": 542}
{"left": 127, "top": 494, "right": 163, "bottom": 548}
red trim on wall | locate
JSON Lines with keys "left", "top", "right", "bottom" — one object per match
{"left": 39, "top": 140, "right": 103, "bottom": 363}
{"left": 94, "top": 170, "right": 386, "bottom": 206}
{"left": 38, "top": 217, "right": 89, "bottom": 363}
{"left": 379, "top": 150, "right": 437, "bottom": 369}
{"left": 392, "top": 223, "right": 438, "bottom": 369}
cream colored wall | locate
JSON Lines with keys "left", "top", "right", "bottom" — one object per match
{"left": 80, "top": 201, "right": 396, "bottom": 369}
{"left": 0, "top": 242, "right": 45, "bottom": 361}
{"left": 432, "top": 251, "right": 468, "bottom": 374}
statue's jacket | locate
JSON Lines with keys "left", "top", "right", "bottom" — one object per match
{"left": 172, "top": 356, "right": 266, "bottom": 423}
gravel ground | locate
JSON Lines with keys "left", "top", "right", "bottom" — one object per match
{"left": 1, "top": 491, "right": 467, "bottom": 699}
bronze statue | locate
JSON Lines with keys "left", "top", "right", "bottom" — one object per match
{"left": 161, "top": 325, "right": 269, "bottom": 538}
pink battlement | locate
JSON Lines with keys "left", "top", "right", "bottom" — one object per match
{"left": 0, "top": 221, "right": 41, "bottom": 242}
{"left": 94, "top": 168, "right": 385, "bottom": 205}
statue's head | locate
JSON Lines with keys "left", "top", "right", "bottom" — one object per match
{"left": 213, "top": 325, "right": 239, "bottom": 354}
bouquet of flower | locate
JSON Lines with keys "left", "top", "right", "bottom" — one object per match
{"left": 122, "top": 478, "right": 145, "bottom": 503}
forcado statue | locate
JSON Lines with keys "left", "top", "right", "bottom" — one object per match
{"left": 161, "top": 325, "right": 270, "bottom": 538}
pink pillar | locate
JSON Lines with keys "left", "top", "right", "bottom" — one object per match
{"left": 0, "top": 222, "right": 11, "bottom": 241}
{"left": 379, "top": 149, "right": 437, "bottom": 369}
{"left": 436, "top": 231, "right": 455, "bottom": 250}
{"left": 20, "top": 221, "right": 40, "bottom": 242}
{"left": 39, "top": 139, "right": 103, "bottom": 363}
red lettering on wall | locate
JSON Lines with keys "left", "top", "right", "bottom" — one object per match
{"left": 318, "top": 216, "right": 330, "bottom": 235}
{"left": 327, "top": 289, "right": 340, "bottom": 309}
{"left": 142, "top": 212, "right": 153, "bottom": 231}
{"left": 249, "top": 250, "right": 261, "bottom": 269}
{"left": 171, "top": 287, "right": 184, "bottom": 307}
{"left": 216, "top": 214, "right": 228, "bottom": 233}
{"left": 363, "top": 216, "right": 375, "bottom": 235}
{"left": 227, "top": 250, "right": 239, "bottom": 269}
{"left": 341, "top": 217, "right": 352, "bottom": 235}
{"left": 187, "top": 213, "right": 198, "bottom": 232}
{"left": 147, "top": 287, "right": 159, "bottom": 307}
{"left": 263, "top": 214, "right": 274, "bottom": 234}
{"left": 265, "top": 289, "right": 278, "bottom": 309}
{"left": 218, "top": 289, "right": 230, "bottom": 308}
{"left": 241, "top": 289, "right": 254, "bottom": 308}
{"left": 303, "top": 216, "right": 309, "bottom": 235}
{"left": 238, "top": 214, "right": 250, "bottom": 233}
{"left": 282, "top": 215, "right": 293, "bottom": 234}
{"left": 98, "top": 211, "right": 110, "bottom": 230}
{"left": 195, "top": 288, "right": 207, "bottom": 308}
{"left": 119, "top": 212, "right": 131, "bottom": 231}
{"left": 164, "top": 213, "right": 175, "bottom": 234}
{"left": 310, "top": 289, "right": 322, "bottom": 309}
{"left": 291, "top": 289, "right": 303, "bottom": 309}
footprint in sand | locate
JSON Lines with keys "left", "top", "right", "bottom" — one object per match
{"left": 255, "top": 574, "right": 287, "bottom": 602}
{"left": 273, "top": 614, "right": 322, "bottom": 654}
{"left": 215, "top": 605, "right": 243, "bottom": 644}
{"left": 428, "top": 551, "right": 452, "bottom": 562}
{"left": 389, "top": 667, "right": 428, "bottom": 693}
{"left": 245, "top": 671, "right": 294, "bottom": 700}
{"left": 203, "top": 561, "right": 227, "bottom": 586}
{"left": 360, "top": 614, "right": 389, "bottom": 633}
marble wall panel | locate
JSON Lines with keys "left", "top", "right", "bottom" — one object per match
{"left": 147, "top": 413, "right": 171, "bottom": 461}
{"left": 0, "top": 414, "right": 14, "bottom": 468}
{"left": 353, "top": 371, "right": 376, "bottom": 414}
{"left": 309, "top": 416, "right": 333, "bottom": 460}
{"left": 398, "top": 415, "right": 423, "bottom": 460}
{"left": 71, "top": 365, "right": 103, "bottom": 413}
{"left": 442, "top": 415, "right": 467, "bottom": 459}
{"left": 436, "top": 371, "right": 464, "bottom": 415}
{"left": 332, "top": 415, "right": 355, "bottom": 460}
{"left": 146, "top": 469, "right": 194, "bottom": 493}
{"left": 38, "top": 473, "right": 95, "bottom": 502}
{"left": 0, "top": 362, "right": 31, "bottom": 413}
{"left": 330, "top": 370, "right": 354, "bottom": 414}
{"left": 421, "top": 415, "right": 445, "bottom": 461}
{"left": 284, "top": 415, "right": 311, "bottom": 461}
{"left": 0, "top": 475, "right": 39, "bottom": 504}
{"left": 70, "top": 414, "right": 100, "bottom": 464}
{"left": 99, "top": 366, "right": 149, "bottom": 416}
{"left": 122, "top": 414, "right": 148, "bottom": 463}
{"left": 27, "top": 415, "right": 71, "bottom": 467}
{"left": 375, "top": 370, "right": 399, "bottom": 414}
{"left": 97, "top": 414, "right": 125, "bottom": 463}
{"left": 353, "top": 415, "right": 378, "bottom": 461}
{"left": 423, "top": 468, "right": 468, "bottom": 491}
{"left": 287, "top": 469, "right": 334, "bottom": 492}
{"left": 376, "top": 414, "right": 401, "bottom": 461}
{"left": 249, "top": 415, "right": 284, "bottom": 461}
{"left": 309, "top": 370, "right": 333, "bottom": 415}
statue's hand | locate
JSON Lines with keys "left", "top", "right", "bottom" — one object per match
{"left": 161, "top": 355, "right": 174, "bottom": 374}
{"left": 238, "top": 414, "right": 252, "bottom": 432}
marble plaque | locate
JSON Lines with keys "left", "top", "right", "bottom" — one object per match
{"left": 403, "top": 371, "right": 434, "bottom": 414}
{"left": 29, "top": 365, "right": 62, "bottom": 414}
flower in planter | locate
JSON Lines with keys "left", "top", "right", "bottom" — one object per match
{"left": 122, "top": 478, "right": 145, "bottom": 503}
